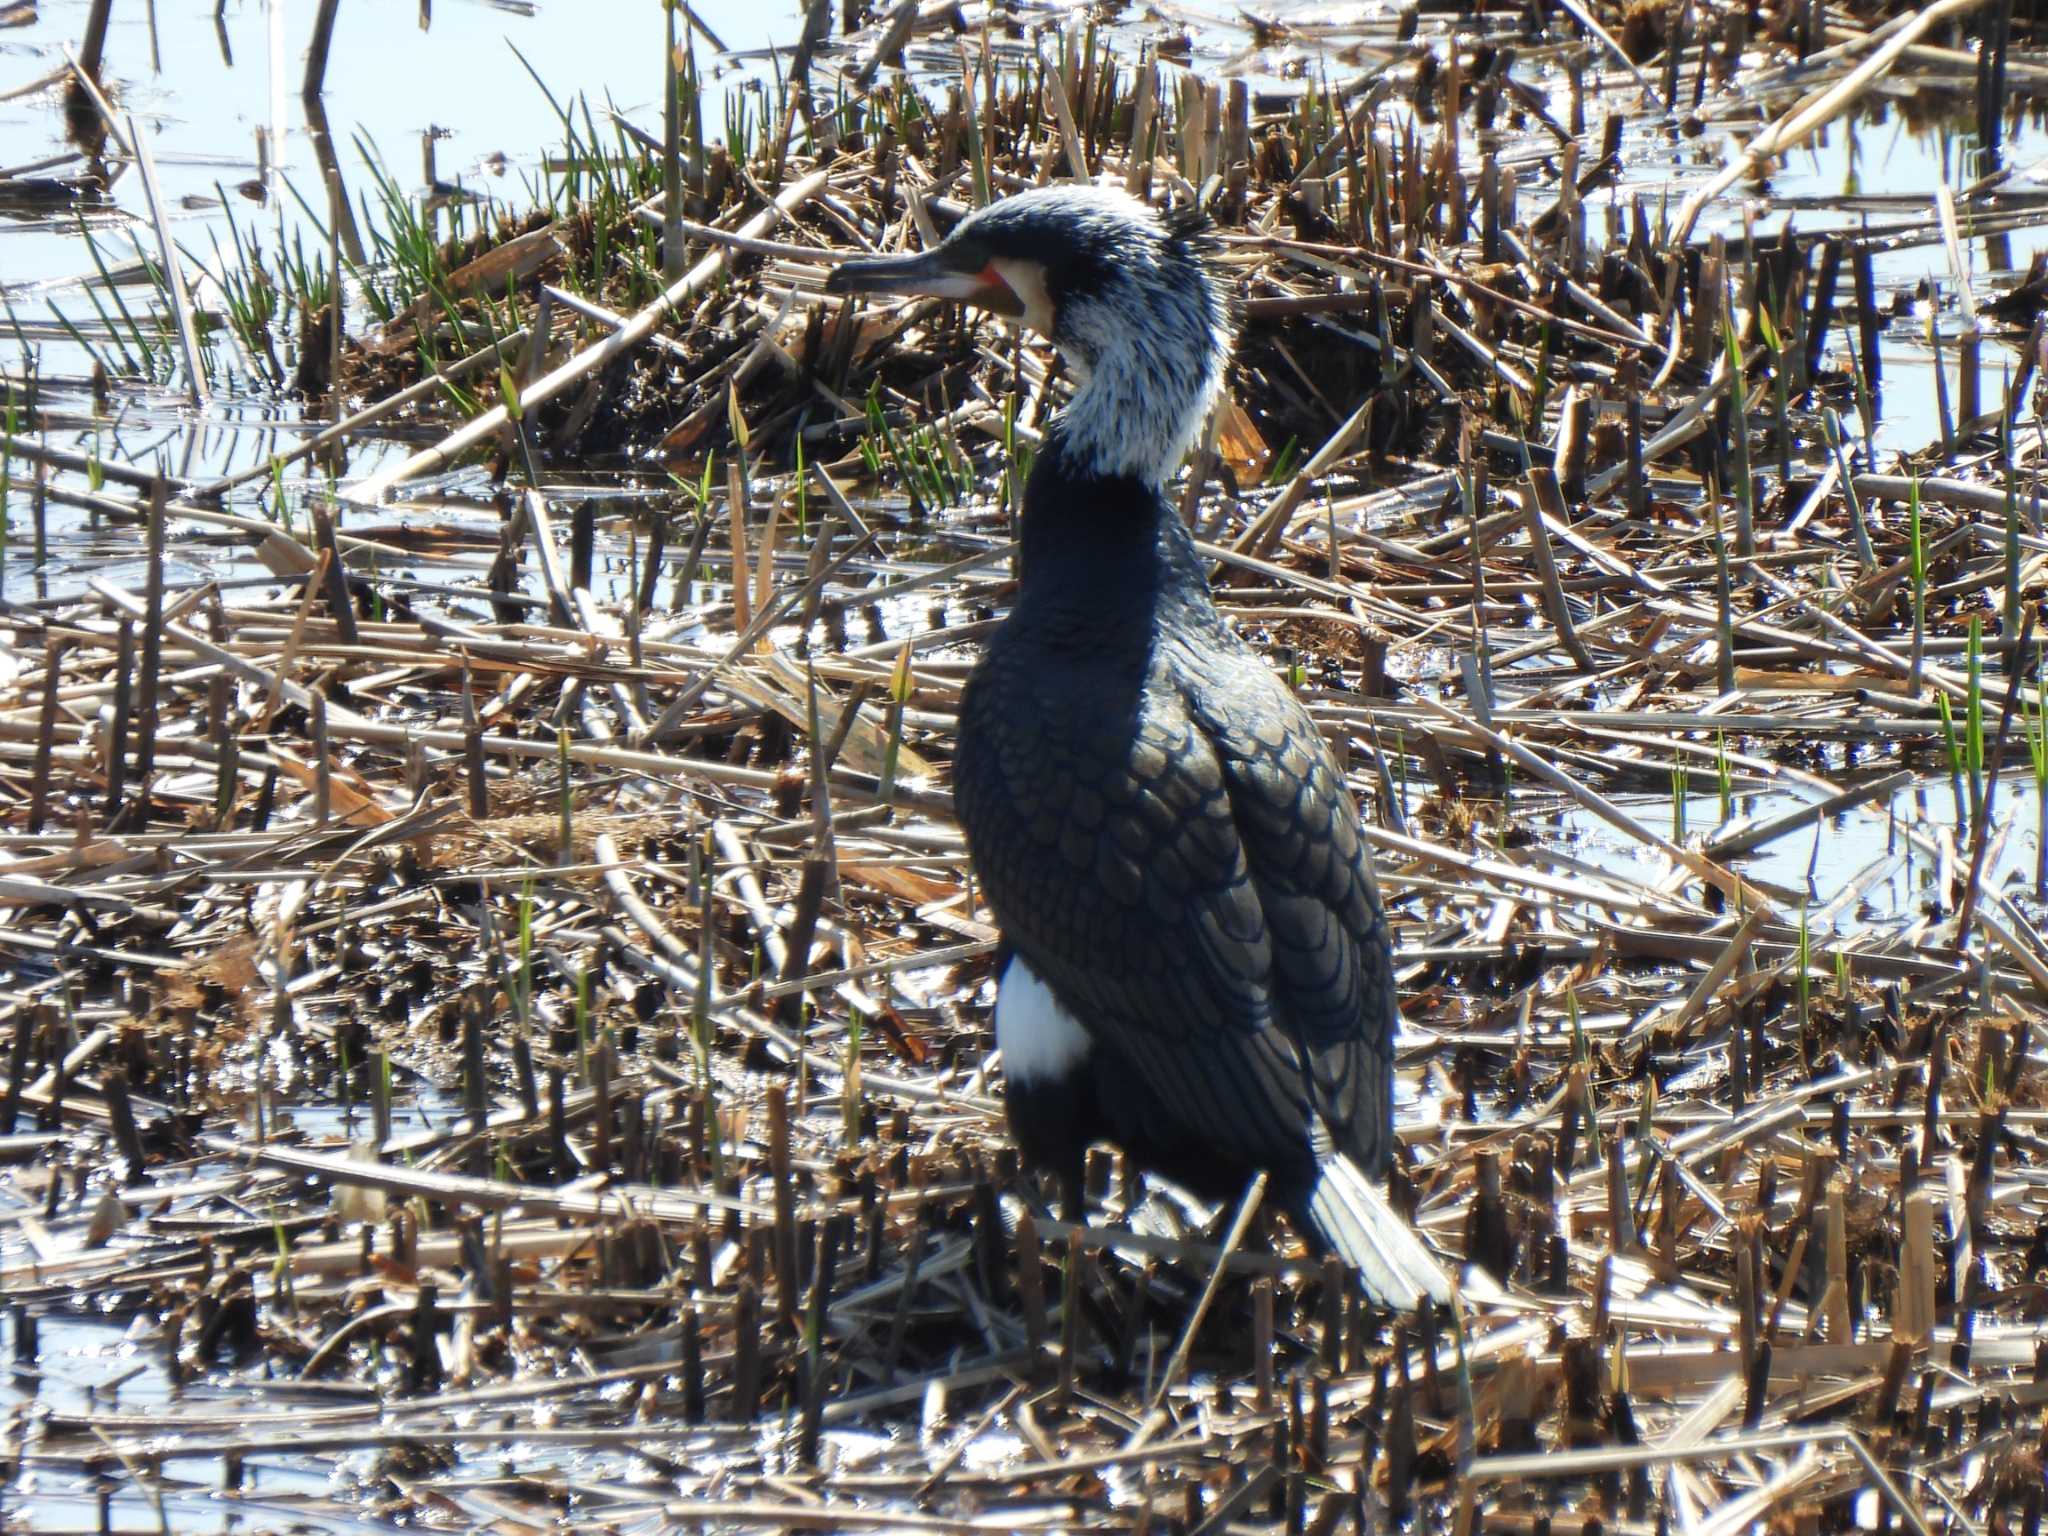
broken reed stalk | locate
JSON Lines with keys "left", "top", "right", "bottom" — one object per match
{"left": 304, "top": 0, "right": 345, "bottom": 98}
{"left": 124, "top": 114, "right": 209, "bottom": 409}
{"left": 1128, "top": 1172, "right": 1266, "bottom": 1449}
{"left": 132, "top": 479, "right": 166, "bottom": 789}
{"left": 76, "top": 0, "right": 113, "bottom": 84}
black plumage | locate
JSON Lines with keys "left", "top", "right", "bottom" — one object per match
{"left": 827, "top": 187, "right": 1450, "bottom": 1307}
{"left": 957, "top": 443, "right": 1395, "bottom": 1197}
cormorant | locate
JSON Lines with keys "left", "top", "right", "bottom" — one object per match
{"left": 827, "top": 186, "right": 1452, "bottom": 1309}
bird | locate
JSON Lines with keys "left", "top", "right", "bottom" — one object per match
{"left": 826, "top": 186, "right": 1452, "bottom": 1310}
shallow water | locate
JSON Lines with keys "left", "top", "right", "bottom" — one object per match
{"left": 1562, "top": 770, "right": 2048, "bottom": 930}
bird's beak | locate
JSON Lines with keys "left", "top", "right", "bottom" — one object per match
{"left": 825, "top": 250, "right": 1024, "bottom": 317}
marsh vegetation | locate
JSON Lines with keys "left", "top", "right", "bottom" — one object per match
{"left": 5, "top": 0, "right": 2048, "bottom": 1530}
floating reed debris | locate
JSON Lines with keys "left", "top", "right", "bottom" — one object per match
{"left": 10, "top": 0, "right": 2048, "bottom": 1532}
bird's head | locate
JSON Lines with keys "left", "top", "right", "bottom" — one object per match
{"left": 826, "top": 185, "right": 1232, "bottom": 487}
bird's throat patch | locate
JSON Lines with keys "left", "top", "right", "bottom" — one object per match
{"left": 988, "top": 257, "right": 1056, "bottom": 337}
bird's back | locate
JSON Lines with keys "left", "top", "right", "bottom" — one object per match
{"left": 955, "top": 475, "right": 1397, "bottom": 1198}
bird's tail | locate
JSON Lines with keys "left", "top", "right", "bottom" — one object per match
{"left": 1304, "top": 1153, "right": 1455, "bottom": 1310}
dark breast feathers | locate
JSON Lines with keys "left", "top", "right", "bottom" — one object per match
{"left": 954, "top": 593, "right": 1397, "bottom": 1203}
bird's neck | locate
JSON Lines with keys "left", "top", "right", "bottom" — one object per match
{"left": 1014, "top": 438, "right": 1215, "bottom": 632}
{"left": 1046, "top": 332, "right": 1222, "bottom": 489}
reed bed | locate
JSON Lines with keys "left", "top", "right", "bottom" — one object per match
{"left": 7, "top": 0, "right": 2048, "bottom": 1531}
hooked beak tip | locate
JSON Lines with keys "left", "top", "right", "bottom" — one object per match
{"left": 823, "top": 250, "right": 949, "bottom": 299}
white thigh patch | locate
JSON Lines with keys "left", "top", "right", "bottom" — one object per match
{"left": 995, "top": 957, "right": 1093, "bottom": 1086}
